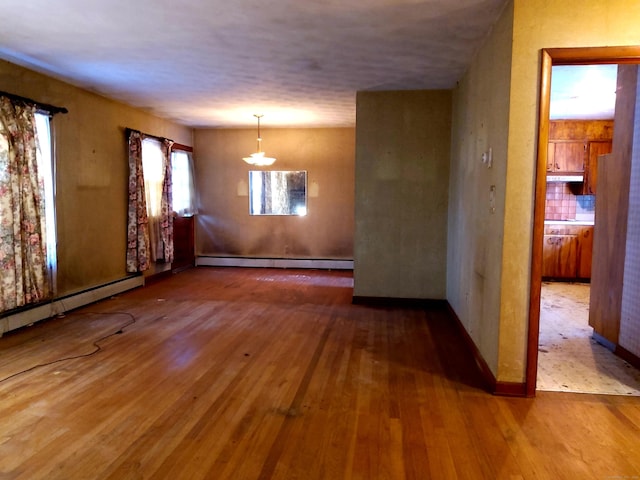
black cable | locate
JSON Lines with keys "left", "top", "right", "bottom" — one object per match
{"left": 0, "top": 311, "right": 136, "bottom": 384}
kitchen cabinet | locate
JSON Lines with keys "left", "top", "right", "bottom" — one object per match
{"left": 547, "top": 141, "right": 586, "bottom": 173}
{"left": 577, "top": 226, "right": 593, "bottom": 278}
{"left": 546, "top": 120, "right": 613, "bottom": 181}
{"left": 542, "top": 234, "right": 578, "bottom": 278}
{"left": 583, "top": 140, "right": 612, "bottom": 194}
{"left": 542, "top": 224, "right": 593, "bottom": 280}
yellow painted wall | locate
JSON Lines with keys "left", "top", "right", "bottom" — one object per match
{"left": 450, "top": 0, "right": 640, "bottom": 383}
{"left": 194, "top": 128, "right": 355, "bottom": 259}
{"left": 354, "top": 90, "right": 451, "bottom": 299}
{"left": 1, "top": 59, "right": 193, "bottom": 296}
{"left": 497, "top": 0, "right": 640, "bottom": 382}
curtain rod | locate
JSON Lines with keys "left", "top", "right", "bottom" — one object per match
{"left": 125, "top": 127, "right": 174, "bottom": 145}
{"left": 0, "top": 90, "right": 68, "bottom": 115}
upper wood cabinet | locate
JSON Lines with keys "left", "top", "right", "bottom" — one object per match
{"left": 583, "top": 140, "right": 613, "bottom": 194}
{"left": 547, "top": 141, "right": 586, "bottom": 172}
{"left": 548, "top": 120, "right": 614, "bottom": 180}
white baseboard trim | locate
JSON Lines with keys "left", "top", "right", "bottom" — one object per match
{"left": 196, "top": 256, "right": 354, "bottom": 270}
{"left": 0, "top": 275, "right": 144, "bottom": 336}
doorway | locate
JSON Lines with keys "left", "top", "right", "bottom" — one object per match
{"left": 527, "top": 46, "right": 640, "bottom": 397}
{"left": 536, "top": 64, "right": 640, "bottom": 394}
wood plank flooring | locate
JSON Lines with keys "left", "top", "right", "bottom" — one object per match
{"left": 0, "top": 267, "right": 639, "bottom": 479}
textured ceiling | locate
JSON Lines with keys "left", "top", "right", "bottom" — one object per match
{"left": 0, "top": 0, "right": 509, "bottom": 127}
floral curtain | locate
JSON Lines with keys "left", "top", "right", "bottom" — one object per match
{"left": 0, "top": 96, "right": 50, "bottom": 312}
{"left": 126, "top": 132, "right": 174, "bottom": 270}
{"left": 160, "top": 139, "right": 174, "bottom": 263}
{"left": 126, "top": 131, "right": 150, "bottom": 272}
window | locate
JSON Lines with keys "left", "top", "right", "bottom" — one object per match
{"left": 140, "top": 140, "right": 195, "bottom": 218}
{"left": 127, "top": 132, "right": 195, "bottom": 271}
{"left": 35, "top": 113, "right": 56, "bottom": 281}
{"left": 171, "top": 148, "right": 196, "bottom": 216}
{"left": 0, "top": 105, "right": 56, "bottom": 312}
{"left": 141, "top": 137, "right": 164, "bottom": 218}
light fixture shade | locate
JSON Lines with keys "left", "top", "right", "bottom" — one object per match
{"left": 243, "top": 114, "right": 276, "bottom": 166}
{"left": 242, "top": 152, "right": 276, "bottom": 166}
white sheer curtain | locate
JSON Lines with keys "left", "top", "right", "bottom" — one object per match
{"left": 171, "top": 149, "right": 196, "bottom": 216}
{"left": 141, "top": 138, "right": 165, "bottom": 261}
{"left": 35, "top": 113, "right": 56, "bottom": 291}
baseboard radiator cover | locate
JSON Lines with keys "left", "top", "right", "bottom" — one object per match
{"left": 196, "top": 256, "right": 354, "bottom": 270}
{"left": 0, "top": 275, "right": 144, "bottom": 336}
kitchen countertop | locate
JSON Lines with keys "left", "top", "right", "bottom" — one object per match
{"left": 544, "top": 220, "right": 595, "bottom": 226}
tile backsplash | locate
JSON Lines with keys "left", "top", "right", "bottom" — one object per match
{"left": 545, "top": 182, "right": 595, "bottom": 221}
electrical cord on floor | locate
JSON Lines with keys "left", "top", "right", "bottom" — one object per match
{"left": 0, "top": 311, "right": 136, "bottom": 385}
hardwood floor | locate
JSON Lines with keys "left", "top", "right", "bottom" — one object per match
{"left": 1, "top": 267, "right": 639, "bottom": 479}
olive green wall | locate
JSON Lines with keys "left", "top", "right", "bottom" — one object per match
{"left": 354, "top": 90, "right": 451, "bottom": 299}
{"left": 1, "top": 59, "right": 193, "bottom": 296}
{"left": 447, "top": 1, "right": 513, "bottom": 379}
{"left": 194, "top": 128, "right": 354, "bottom": 259}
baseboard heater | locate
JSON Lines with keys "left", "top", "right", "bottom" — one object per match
{"left": 196, "top": 256, "right": 354, "bottom": 270}
{"left": 0, "top": 275, "right": 144, "bottom": 336}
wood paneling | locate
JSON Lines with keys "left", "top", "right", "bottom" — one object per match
{"left": 589, "top": 65, "right": 638, "bottom": 344}
{"left": 549, "top": 120, "right": 614, "bottom": 142}
{"left": 1, "top": 268, "right": 639, "bottom": 479}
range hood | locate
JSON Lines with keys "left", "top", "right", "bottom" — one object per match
{"left": 547, "top": 174, "right": 584, "bottom": 182}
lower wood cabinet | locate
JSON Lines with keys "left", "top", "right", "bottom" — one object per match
{"left": 577, "top": 226, "right": 593, "bottom": 278}
{"left": 542, "top": 224, "right": 593, "bottom": 280}
{"left": 542, "top": 234, "right": 578, "bottom": 278}
{"left": 172, "top": 215, "right": 195, "bottom": 272}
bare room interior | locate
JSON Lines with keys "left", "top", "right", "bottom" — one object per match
{"left": 1, "top": 1, "right": 639, "bottom": 479}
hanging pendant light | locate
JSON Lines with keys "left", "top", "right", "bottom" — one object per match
{"left": 243, "top": 114, "right": 276, "bottom": 166}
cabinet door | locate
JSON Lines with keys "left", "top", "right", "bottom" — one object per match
{"left": 172, "top": 216, "right": 195, "bottom": 272}
{"left": 547, "top": 142, "right": 556, "bottom": 172}
{"left": 577, "top": 226, "right": 593, "bottom": 279}
{"left": 542, "top": 235, "right": 578, "bottom": 278}
{"left": 583, "top": 141, "right": 612, "bottom": 194}
{"left": 550, "top": 142, "right": 586, "bottom": 172}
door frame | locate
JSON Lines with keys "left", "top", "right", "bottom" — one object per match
{"left": 526, "top": 46, "right": 640, "bottom": 397}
